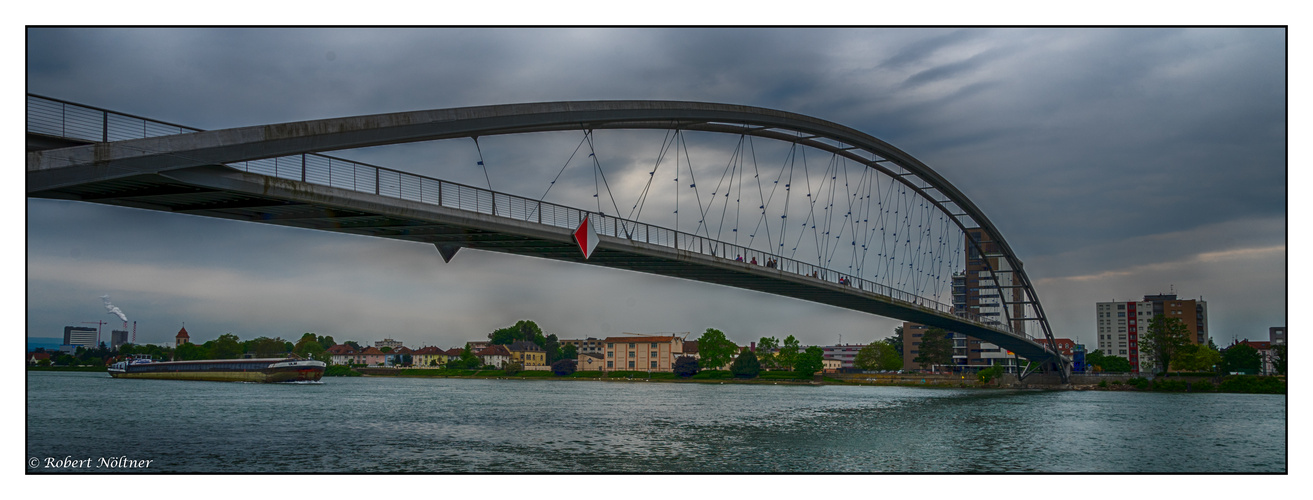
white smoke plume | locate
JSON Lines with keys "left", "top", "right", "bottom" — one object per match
{"left": 101, "top": 294, "right": 128, "bottom": 323}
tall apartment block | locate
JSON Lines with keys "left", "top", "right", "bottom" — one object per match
{"left": 901, "top": 229, "right": 1023, "bottom": 371}
{"left": 1096, "top": 294, "right": 1209, "bottom": 373}
{"left": 961, "top": 229, "right": 1024, "bottom": 333}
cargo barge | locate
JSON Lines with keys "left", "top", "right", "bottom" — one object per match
{"left": 108, "top": 357, "right": 325, "bottom": 383}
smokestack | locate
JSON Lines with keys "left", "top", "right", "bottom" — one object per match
{"left": 101, "top": 295, "right": 128, "bottom": 323}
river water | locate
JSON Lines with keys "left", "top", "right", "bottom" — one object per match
{"left": 25, "top": 371, "right": 1285, "bottom": 473}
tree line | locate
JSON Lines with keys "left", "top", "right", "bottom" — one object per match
{"left": 1084, "top": 314, "right": 1284, "bottom": 376}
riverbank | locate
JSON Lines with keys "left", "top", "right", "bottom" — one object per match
{"left": 342, "top": 367, "right": 1286, "bottom": 394}
{"left": 26, "top": 366, "right": 109, "bottom": 372}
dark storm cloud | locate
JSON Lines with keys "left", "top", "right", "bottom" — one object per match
{"left": 25, "top": 28, "right": 1286, "bottom": 346}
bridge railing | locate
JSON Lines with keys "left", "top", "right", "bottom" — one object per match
{"left": 26, "top": 94, "right": 1038, "bottom": 343}
{"left": 27, "top": 94, "right": 202, "bottom": 143}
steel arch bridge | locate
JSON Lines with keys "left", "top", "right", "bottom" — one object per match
{"left": 26, "top": 94, "right": 1070, "bottom": 381}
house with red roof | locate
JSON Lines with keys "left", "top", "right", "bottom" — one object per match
{"left": 326, "top": 344, "right": 361, "bottom": 365}
{"left": 28, "top": 352, "right": 51, "bottom": 366}
{"left": 476, "top": 344, "right": 511, "bottom": 368}
{"left": 360, "top": 347, "right": 386, "bottom": 366}
{"left": 385, "top": 346, "right": 413, "bottom": 367}
{"left": 507, "top": 340, "right": 547, "bottom": 366}
{"left": 412, "top": 346, "right": 448, "bottom": 368}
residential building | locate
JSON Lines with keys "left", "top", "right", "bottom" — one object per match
{"left": 962, "top": 229, "right": 1025, "bottom": 333}
{"left": 681, "top": 341, "right": 699, "bottom": 360}
{"left": 900, "top": 323, "right": 1016, "bottom": 372}
{"left": 411, "top": 346, "right": 448, "bottom": 368}
{"left": 374, "top": 338, "right": 404, "bottom": 350}
{"left": 576, "top": 352, "right": 606, "bottom": 371}
{"left": 175, "top": 327, "right": 190, "bottom": 346}
{"left": 822, "top": 358, "right": 842, "bottom": 373}
{"left": 444, "top": 347, "right": 466, "bottom": 361}
{"left": 1270, "top": 326, "right": 1286, "bottom": 345}
{"left": 602, "top": 335, "right": 685, "bottom": 372}
{"left": 1049, "top": 338, "right": 1076, "bottom": 356}
{"left": 28, "top": 352, "right": 51, "bottom": 365}
{"left": 507, "top": 341, "right": 547, "bottom": 366}
{"left": 559, "top": 337, "right": 606, "bottom": 355}
{"left": 822, "top": 344, "right": 866, "bottom": 370}
{"left": 1097, "top": 294, "right": 1209, "bottom": 373}
{"left": 326, "top": 344, "right": 361, "bottom": 365}
{"left": 63, "top": 326, "right": 97, "bottom": 348}
{"left": 899, "top": 229, "right": 1027, "bottom": 372}
{"left": 360, "top": 347, "right": 386, "bottom": 366}
{"left": 385, "top": 346, "right": 413, "bottom": 367}
{"left": 1238, "top": 340, "right": 1275, "bottom": 375}
{"left": 476, "top": 344, "right": 511, "bottom": 368}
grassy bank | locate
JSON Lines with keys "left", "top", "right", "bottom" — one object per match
{"left": 353, "top": 368, "right": 825, "bottom": 385}
{"left": 1081, "top": 375, "right": 1285, "bottom": 394}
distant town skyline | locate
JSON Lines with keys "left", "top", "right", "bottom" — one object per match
{"left": 25, "top": 28, "right": 1286, "bottom": 351}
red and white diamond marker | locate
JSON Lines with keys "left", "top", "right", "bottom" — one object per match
{"left": 574, "top": 216, "right": 599, "bottom": 259}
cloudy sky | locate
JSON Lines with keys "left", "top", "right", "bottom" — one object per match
{"left": 23, "top": 28, "right": 1286, "bottom": 350}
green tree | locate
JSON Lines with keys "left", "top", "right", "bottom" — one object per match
{"left": 776, "top": 335, "right": 801, "bottom": 370}
{"left": 489, "top": 320, "right": 545, "bottom": 346}
{"left": 447, "top": 346, "right": 481, "bottom": 369}
{"left": 343, "top": 340, "right": 362, "bottom": 351}
{"left": 1096, "top": 355, "right": 1132, "bottom": 373}
{"left": 729, "top": 349, "right": 761, "bottom": 378}
{"left": 889, "top": 326, "right": 904, "bottom": 357}
{"left": 794, "top": 346, "right": 824, "bottom": 376}
{"left": 379, "top": 346, "right": 393, "bottom": 353}
{"left": 560, "top": 344, "right": 578, "bottom": 360}
{"left": 695, "top": 328, "right": 737, "bottom": 370}
{"left": 1172, "top": 343, "right": 1221, "bottom": 372}
{"left": 854, "top": 341, "right": 902, "bottom": 371}
{"left": 1221, "top": 342, "right": 1262, "bottom": 374}
{"left": 293, "top": 335, "right": 329, "bottom": 362}
{"left": 756, "top": 336, "right": 779, "bottom": 370}
{"left": 246, "top": 337, "right": 287, "bottom": 358}
{"left": 913, "top": 328, "right": 954, "bottom": 371}
{"left": 316, "top": 334, "right": 335, "bottom": 351}
{"left": 1141, "top": 315, "right": 1191, "bottom": 375}
{"left": 175, "top": 342, "right": 210, "bottom": 361}
{"left": 208, "top": 333, "right": 243, "bottom": 359}
{"left": 1272, "top": 344, "right": 1287, "bottom": 375}
{"left": 504, "top": 361, "right": 523, "bottom": 375}
{"left": 543, "top": 334, "right": 561, "bottom": 363}
{"left": 674, "top": 356, "right": 699, "bottom": 377}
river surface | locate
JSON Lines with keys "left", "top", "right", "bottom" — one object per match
{"left": 25, "top": 371, "right": 1286, "bottom": 473}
